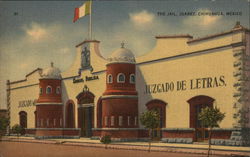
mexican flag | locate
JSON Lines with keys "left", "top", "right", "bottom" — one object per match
{"left": 73, "top": 1, "right": 91, "bottom": 23}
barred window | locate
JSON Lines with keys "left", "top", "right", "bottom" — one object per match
{"left": 127, "top": 116, "right": 130, "bottom": 126}
{"left": 111, "top": 116, "right": 115, "bottom": 126}
{"left": 119, "top": 116, "right": 123, "bottom": 126}
{"left": 60, "top": 118, "right": 62, "bottom": 127}
{"left": 104, "top": 116, "right": 108, "bottom": 126}
{"left": 41, "top": 119, "right": 43, "bottom": 127}
{"left": 46, "top": 119, "right": 49, "bottom": 127}
{"left": 53, "top": 119, "right": 56, "bottom": 126}
{"left": 134, "top": 116, "right": 137, "bottom": 126}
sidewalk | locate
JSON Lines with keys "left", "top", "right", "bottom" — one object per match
{"left": 2, "top": 136, "right": 250, "bottom": 157}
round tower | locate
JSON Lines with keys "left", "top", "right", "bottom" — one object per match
{"left": 100, "top": 44, "right": 139, "bottom": 139}
{"left": 36, "top": 62, "right": 63, "bottom": 130}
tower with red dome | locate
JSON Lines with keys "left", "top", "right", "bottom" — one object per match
{"left": 98, "top": 44, "right": 139, "bottom": 139}
{"left": 35, "top": 62, "right": 64, "bottom": 138}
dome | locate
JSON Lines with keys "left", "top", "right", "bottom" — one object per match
{"left": 107, "top": 44, "right": 136, "bottom": 63}
{"left": 41, "top": 62, "right": 61, "bottom": 79}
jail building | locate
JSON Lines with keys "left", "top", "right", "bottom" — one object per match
{"left": 7, "top": 22, "right": 250, "bottom": 146}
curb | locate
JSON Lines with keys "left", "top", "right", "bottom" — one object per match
{"left": 1, "top": 138, "right": 250, "bottom": 157}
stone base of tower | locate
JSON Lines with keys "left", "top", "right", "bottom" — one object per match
{"left": 35, "top": 128, "right": 80, "bottom": 139}
{"left": 92, "top": 128, "right": 149, "bottom": 141}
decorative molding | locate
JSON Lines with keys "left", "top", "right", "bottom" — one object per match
{"left": 92, "top": 128, "right": 140, "bottom": 131}
{"left": 78, "top": 103, "right": 94, "bottom": 108}
{"left": 161, "top": 128, "right": 195, "bottom": 131}
{"left": 101, "top": 95, "right": 138, "bottom": 99}
{"left": 36, "top": 128, "right": 80, "bottom": 130}
{"left": 36, "top": 103, "right": 63, "bottom": 106}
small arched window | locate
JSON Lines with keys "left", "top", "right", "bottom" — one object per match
{"left": 130, "top": 74, "right": 135, "bottom": 84}
{"left": 40, "top": 87, "right": 43, "bottom": 94}
{"left": 107, "top": 74, "right": 113, "bottom": 83}
{"left": 46, "top": 86, "right": 52, "bottom": 94}
{"left": 56, "top": 86, "right": 61, "bottom": 94}
{"left": 117, "top": 73, "right": 125, "bottom": 83}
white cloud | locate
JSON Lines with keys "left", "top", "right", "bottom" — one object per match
{"left": 23, "top": 22, "right": 48, "bottom": 42}
{"left": 57, "top": 47, "right": 70, "bottom": 54}
{"left": 184, "top": 9, "right": 222, "bottom": 28}
{"left": 129, "top": 10, "right": 155, "bottom": 27}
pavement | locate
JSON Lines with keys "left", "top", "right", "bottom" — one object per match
{"left": 1, "top": 136, "right": 250, "bottom": 157}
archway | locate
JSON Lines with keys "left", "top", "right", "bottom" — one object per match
{"left": 187, "top": 95, "right": 214, "bottom": 142}
{"left": 19, "top": 111, "right": 27, "bottom": 128}
{"left": 66, "top": 100, "right": 75, "bottom": 128}
{"left": 76, "top": 85, "right": 95, "bottom": 137}
{"left": 146, "top": 99, "right": 167, "bottom": 140}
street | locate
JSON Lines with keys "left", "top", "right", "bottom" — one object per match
{"left": 0, "top": 141, "right": 228, "bottom": 157}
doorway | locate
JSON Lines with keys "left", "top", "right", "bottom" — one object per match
{"left": 78, "top": 107, "right": 94, "bottom": 137}
{"left": 146, "top": 99, "right": 167, "bottom": 141}
{"left": 76, "top": 85, "right": 95, "bottom": 137}
{"left": 188, "top": 95, "right": 214, "bottom": 142}
{"left": 19, "top": 111, "right": 27, "bottom": 128}
{"left": 195, "top": 104, "right": 212, "bottom": 142}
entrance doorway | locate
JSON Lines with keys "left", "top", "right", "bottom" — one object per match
{"left": 19, "top": 111, "right": 27, "bottom": 128}
{"left": 76, "top": 85, "right": 95, "bottom": 137}
{"left": 78, "top": 107, "right": 94, "bottom": 137}
{"left": 195, "top": 104, "right": 212, "bottom": 142}
{"left": 188, "top": 95, "right": 214, "bottom": 142}
{"left": 146, "top": 99, "right": 167, "bottom": 141}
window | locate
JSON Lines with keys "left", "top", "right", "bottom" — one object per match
{"left": 37, "top": 119, "right": 40, "bottom": 127}
{"left": 60, "top": 118, "right": 63, "bottom": 127}
{"left": 40, "top": 88, "right": 43, "bottom": 94}
{"left": 46, "top": 86, "right": 52, "bottom": 94}
{"left": 117, "top": 73, "right": 125, "bottom": 83}
{"left": 119, "top": 116, "right": 123, "bottom": 126}
{"left": 134, "top": 116, "right": 137, "bottom": 126}
{"left": 104, "top": 116, "right": 108, "bottom": 126}
{"left": 53, "top": 119, "right": 56, "bottom": 127}
{"left": 41, "top": 119, "right": 43, "bottom": 127}
{"left": 111, "top": 116, "right": 115, "bottom": 126}
{"left": 130, "top": 74, "right": 135, "bottom": 84}
{"left": 127, "top": 116, "right": 130, "bottom": 126}
{"left": 56, "top": 86, "right": 61, "bottom": 94}
{"left": 46, "top": 119, "right": 49, "bottom": 127}
{"left": 107, "top": 74, "right": 113, "bottom": 83}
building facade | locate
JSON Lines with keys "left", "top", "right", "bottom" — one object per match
{"left": 7, "top": 22, "right": 250, "bottom": 145}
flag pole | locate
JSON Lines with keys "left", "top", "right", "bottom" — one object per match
{"left": 89, "top": 0, "right": 92, "bottom": 40}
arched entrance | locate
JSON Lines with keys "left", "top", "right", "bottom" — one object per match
{"left": 19, "top": 111, "right": 27, "bottom": 128}
{"left": 146, "top": 99, "right": 167, "bottom": 140}
{"left": 66, "top": 100, "right": 75, "bottom": 128}
{"left": 187, "top": 95, "right": 214, "bottom": 142}
{"left": 76, "top": 85, "right": 95, "bottom": 137}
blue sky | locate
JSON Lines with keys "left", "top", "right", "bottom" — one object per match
{"left": 0, "top": 0, "right": 249, "bottom": 108}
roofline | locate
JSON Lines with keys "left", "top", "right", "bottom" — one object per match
{"left": 188, "top": 27, "right": 249, "bottom": 44}
{"left": 26, "top": 68, "right": 42, "bottom": 77}
{"left": 156, "top": 34, "right": 193, "bottom": 39}
{"left": 8, "top": 68, "right": 42, "bottom": 85}
{"left": 75, "top": 40, "right": 100, "bottom": 48}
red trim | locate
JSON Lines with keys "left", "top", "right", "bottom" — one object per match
{"left": 73, "top": 8, "right": 79, "bottom": 23}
